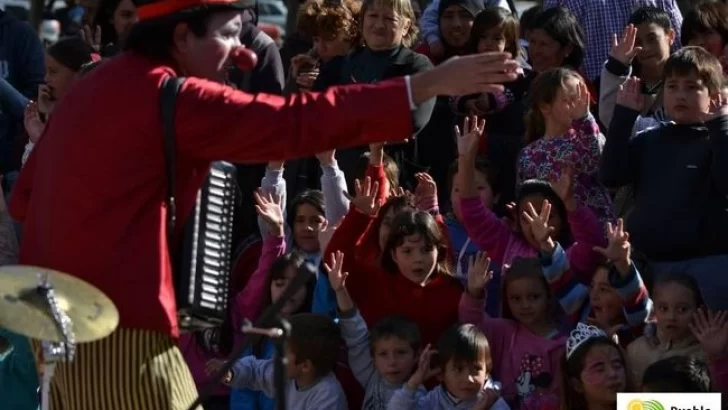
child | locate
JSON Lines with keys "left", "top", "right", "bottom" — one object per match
{"left": 691, "top": 309, "right": 728, "bottom": 397}
{"left": 626, "top": 272, "right": 706, "bottom": 389}
{"left": 641, "top": 356, "right": 711, "bottom": 392}
{"left": 460, "top": 254, "right": 564, "bottom": 409}
{"left": 226, "top": 313, "right": 347, "bottom": 409}
{"left": 324, "top": 250, "right": 425, "bottom": 409}
{"left": 456, "top": 115, "right": 604, "bottom": 279}
{"left": 560, "top": 323, "right": 628, "bottom": 410}
{"left": 388, "top": 324, "right": 510, "bottom": 410}
{"left": 600, "top": 47, "right": 728, "bottom": 310}
{"left": 518, "top": 68, "right": 614, "bottom": 228}
{"left": 518, "top": 5, "right": 542, "bottom": 63}
{"left": 537, "top": 217, "right": 652, "bottom": 347}
{"left": 599, "top": 8, "right": 676, "bottom": 134}
{"left": 681, "top": 1, "right": 728, "bottom": 73}
{"left": 447, "top": 157, "right": 503, "bottom": 316}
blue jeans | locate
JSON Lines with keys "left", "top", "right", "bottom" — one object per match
{"left": 651, "top": 255, "right": 728, "bottom": 310}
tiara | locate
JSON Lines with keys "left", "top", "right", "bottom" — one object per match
{"left": 566, "top": 323, "right": 607, "bottom": 359}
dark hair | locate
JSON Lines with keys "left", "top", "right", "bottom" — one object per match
{"left": 515, "top": 179, "right": 571, "bottom": 245}
{"left": 447, "top": 156, "right": 500, "bottom": 196}
{"left": 681, "top": 1, "right": 728, "bottom": 50}
{"left": 252, "top": 251, "right": 317, "bottom": 356}
{"left": 380, "top": 209, "right": 452, "bottom": 276}
{"left": 560, "top": 336, "right": 626, "bottom": 410}
{"left": 356, "top": 152, "right": 401, "bottom": 192}
{"left": 663, "top": 46, "right": 725, "bottom": 93}
{"left": 437, "top": 324, "right": 492, "bottom": 373}
{"left": 500, "top": 257, "right": 552, "bottom": 321}
{"left": 47, "top": 37, "right": 97, "bottom": 72}
{"left": 287, "top": 189, "right": 326, "bottom": 231}
{"left": 93, "top": 0, "right": 124, "bottom": 46}
{"left": 525, "top": 67, "right": 584, "bottom": 143}
{"left": 378, "top": 195, "right": 415, "bottom": 227}
{"left": 628, "top": 6, "right": 673, "bottom": 31}
{"left": 369, "top": 316, "right": 421, "bottom": 353}
{"left": 124, "top": 8, "right": 216, "bottom": 60}
{"left": 642, "top": 356, "right": 711, "bottom": 392}
{"left": 288, "top": 313, "right": 342, "bottom": 378}
{"left": 519, "top": 5, "right": 542, "bottom": 37}
{"left": 653, "top": 272, "right": 705, "bottom": 308}
{"left": 531, "top": 6, "right": 585, "bottom": 70}
{"left": 468, "top": 7, "right": 520, "bottom": 57}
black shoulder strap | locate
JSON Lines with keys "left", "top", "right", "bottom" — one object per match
{"left": 160, "top": 76, "right": 185, "bottom": 248}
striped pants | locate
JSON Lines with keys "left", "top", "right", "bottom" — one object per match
{"left": 33, "top": 328, "right": 202, "bottom": 410}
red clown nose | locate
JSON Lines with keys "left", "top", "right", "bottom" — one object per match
{"left": 231, "top": 47, "right": 258, "bottom": 72}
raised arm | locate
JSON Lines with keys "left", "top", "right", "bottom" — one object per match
{"left": 539, "top": 242, "right": 589, "bottom": 325}
{"left": 599, "top": 25, "right": 640, "bottom": 128}
{"left": 318, "top": 150, "right": 350, "bottom": 225}
{"left": 257, "top": 162, "right": 287, "bottom": 238}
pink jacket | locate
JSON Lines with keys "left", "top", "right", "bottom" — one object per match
{"left": 179, "top": 234, "right": 286, "bottom": 395}
{"left": 460, "top": 292, "right": 566, "bottom": 410}
{"left": 459, "top": 196, "right": 604, "bottom": 281}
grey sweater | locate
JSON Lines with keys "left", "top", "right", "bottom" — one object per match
{"left": 339, "top": 309, "right": 427, "bottom": 410}
{"left": 229, "top": 356, "right": 348, "bottom": 410}
{"left": 386, "top": 380, "right": 510, "bottom": 410}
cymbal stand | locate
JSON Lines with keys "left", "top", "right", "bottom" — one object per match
{"left": 35, "top": 272, "right": 76, "bottom": 410}
{"left": 242, "top": 318, "right": 292, "bottom": 410}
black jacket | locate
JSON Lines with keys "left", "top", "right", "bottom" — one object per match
{"left": 600, "top": 105, "right": 728, "bottom": 261}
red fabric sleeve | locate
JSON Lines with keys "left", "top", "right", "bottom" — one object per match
{"left": 174, "top": 78, "right": 414, "bottom": 163}
{"left": 8, "top": 137, "right": 41, "bottom": 222}
{"left": 366, "top": 164, "right": 389, "bottom": 205}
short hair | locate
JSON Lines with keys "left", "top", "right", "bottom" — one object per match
{"left": 663, "top": 46, "right": 724, "bottom": 93}
{"left": 437, "top": 324, "right": 492, "bottom": 373}
{"left": 369, "top": 316, "right": 421, "bottom": 353}
{"left": 447, "top": 156, "right": 500, "bottom": 195}
{"left": 360, "top": 0, "right": 419, "bottom": 48}
{"left": 681, "top": 1, "right": 728, "bottom": 48}
{"left": 642, "top": 356, "right": 711, "bottom": 392}
{"left": 628, "top": 6, "right": 673, "bottom": 31}
{"left": 288, "top": 313, "right": 342, "bottom": 378}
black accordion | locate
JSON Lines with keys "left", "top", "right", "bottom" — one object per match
{"left": 161, "top": 77, "right": 237, "bottom": 332}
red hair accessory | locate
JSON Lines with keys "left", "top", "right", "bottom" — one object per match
{"left": 90, "top": 53, "right": 101, "bottom": 62}
{"left": 137, "top": 0, "right": 241, "bottom": 21}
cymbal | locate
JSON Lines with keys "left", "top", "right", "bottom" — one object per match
{"left": 0, "top": 265, "right": 119, "bottom": 343}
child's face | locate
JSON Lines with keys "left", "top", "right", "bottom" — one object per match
{"left": 663, "top": 72, "right": 714, "bottom": 124}
{"left": 391, "top": 233, "right": 439, "bottom": 284}
{"left": 362, "top": 3, "right": 411, "bottom": 51}
{"left": 293, "top": 203, "right": 326, "bottom": 253}
{"left": 538, "top": 76, "right": 581, "bottom": 131}
{"left": 634, "top": 23, "right": 675, "bottom": 72}
{"left": 576, "top": 344, "right": 626, "bottom": 406}
{"left": 440, "top": 5, "right": 474, "bottom": 49}
{"left": 518, "top": 194, "right": 563, "bottom": 249}
{"left": 477, "top": 24, "right": 507, "bottom": 53}
{"left": 450, "top": 170, "right": 496, "bottom": 222}
{"left": 528, "top": 28, "right": 572, "bottom": 73}
{"left": 687, "top": 30, "right": 725, "bottom": 58}
{"left": 442, "top": 358, "right": 488, "bottom": 400}
{"left": 505, "top": 277, "right": 550, "bottom": 329}
{"left": 654, "top": 282, "right": 698, "bottom": 342}
{"left": 313, "top": 34, "right": 352, "bottom": 62}
{"left": 372, "top": 336, "right": 417, "bottom": 385}
{"left": 271, "top": 266, "right": 308, "bottom": 315}
{"left": 589, "top": 267, "right": 624, "bottom": 327}
{"left": 378, "top": 205, "right": 413, "bottom": 251}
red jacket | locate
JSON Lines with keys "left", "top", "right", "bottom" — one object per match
{"left": 9, "top": 52, "right": 413, "bottom": 338}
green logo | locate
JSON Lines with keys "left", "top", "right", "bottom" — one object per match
{"left": 627, "top": 399, "right": 665, "bottom": 410}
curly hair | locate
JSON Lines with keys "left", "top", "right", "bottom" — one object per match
{"left": 297, "top": 0, "right": 361, "bottom": 44}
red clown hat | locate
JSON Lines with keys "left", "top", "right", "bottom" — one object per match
{"left": 133, "top": 0, "right": 253, "bottom": 22}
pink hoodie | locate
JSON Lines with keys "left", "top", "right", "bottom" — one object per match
{"left": 460, "top": 292, "right": 566, "bottom": 410}
{"left": 179, "top": 234, "right": 286, "bottom": 395}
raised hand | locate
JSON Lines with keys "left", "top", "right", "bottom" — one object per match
{"left": 551, "top": 166, "right": 576, "bottom": 211}
{"left": 455, "top": 115, "right": 485, "bottom": 157}
{"left": 467, "top": 252, "right": 493, "bottom": 298}
{"left": 414, "top": 172, "right": 437, "bottom": 205}
{"left": 406, "top": 344, "right": 440, "bottom": 390}
{"left": 610, "top": 24, "right": 642, "bottom": 65}
{"left": 23, "top": 101, "right": 45, "bottom": 143}
{"left": 522, "top": 201, "right": 555, "bottom": 245}
{"left": 569, "top": 81, "right": 590, "bottom": 120}
{"left": 315, "top": 150, "right": 336, "bottom": 167}
{"left": 254, "top": 190, "right": 284, "bottom": 237}
{"left": 323, "top": 251, "right": 348, "bottom": 292}
{"left": 344, "top": 177, "right": 381, "bottom": 216}
{"left": 81, "top": 24, "right": 102, "bottom": 52}
{"left": 700, "top": 93, "right": 728, "bottom": 123}
{"left": 616, "top": 77, "right": 645, "bottom": 112}
{"left": 690, "top": 309, "right": 728, "bottom": 359}
{"left": 592, "top": 219, "right": 631, "bottom": 275}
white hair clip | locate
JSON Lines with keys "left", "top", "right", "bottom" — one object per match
{"left": 566, "top": 323, "right": 607, "bottom": 360}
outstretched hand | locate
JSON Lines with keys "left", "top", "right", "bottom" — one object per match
{"left": 323, "top": 251, "right": 349, "bottom": 292}
{"left": 610, "top": 24, "right": 642, "bottom": 65}
{"left": 616, "top": 77, "right": 645, "bottom": 112}
{"left": 455, "top": 115, "right": 485, "bottom": 157}
{"left": 691, "top": 309, "right": 728, "bottom": 359}
{"left": 407, "top": 344, "right": 440, "bottom": 389}
{"left": 345, "top": 177, "right": 381, "bottom": 216}
{"left": 592, "top": 219, "right": 631, "bottom": 275}
{"left": 467, "top": 252, "right": 493, "bottom": 298}
{"left": 522, "top": 201, "right": 555, "bottom": 247}
{"left": 254, "top": 190, "right": 284, "bottom": 237}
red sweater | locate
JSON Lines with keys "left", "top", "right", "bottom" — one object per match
{"left": 9, "top": 52, "right": 414, "bottom": 338}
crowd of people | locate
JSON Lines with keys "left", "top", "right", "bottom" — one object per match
{"left": 2, "top": 0, "right": 728, "bottom": 409}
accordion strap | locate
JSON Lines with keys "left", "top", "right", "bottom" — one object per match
{"left": 160, "top": 76, "right": 185, "bottom": 252}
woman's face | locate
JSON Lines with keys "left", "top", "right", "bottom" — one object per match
{"left": 576, "top": 345, "right": 626, "bottom": 406}
{"left": 391, "top": 233, "right": 438, "bottom": 284}
{"left": 528, "top": 28, "right": 571, "bottom": 72}
{"left": 293, "top": 203, "right": 326, "bottom": 253}
{"left": 362, "top": 3, "right": 410, "bottom": 51}
{"left": 313, "top": 34, "right": 351, "bottom": 62}
{"left": 439, "top": 5, "right": 474, "bottom": 49}
{"left": 111, "top": 0, "right": 138, "bottom": 45}
{"left": 270, "top": 265, "right": 308, "bottom": 315}
{"left": 176, "top": 10, "right": 243, "bottom": 83}
{"left": 477, "top": 25, "right": 507, "bottom": 53}
{"left": 45, "top": 55, "right": 77, "bottom": 102}
{"left": 687, "top": 29, "right": 725, "bottom": 58}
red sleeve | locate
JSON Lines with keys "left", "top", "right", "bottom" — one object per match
{"left": 325, "top": 206, "right": 375, "bottom": 266}
{"left": 174, "top": 78, "right": 413, "bottom": 163}
{"left": 415, "top": 43, "right": 433, "bottom": 62}
{"left": 365, "top": 164, "right": 388, "bottom": 205}
{"left": 8, "top": 138, "right": 40, "bottom": 222}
